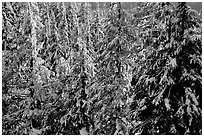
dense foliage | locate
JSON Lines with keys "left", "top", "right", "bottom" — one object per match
{"left": 2, "top": 2, "right": 202, "bottom": 135}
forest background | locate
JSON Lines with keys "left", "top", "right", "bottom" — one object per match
{"left": 1, "top": 2, "right": 202, "bottom": 135}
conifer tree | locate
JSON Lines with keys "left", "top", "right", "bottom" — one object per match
{"left": 130, "top": 2, "right": 201, "bottom": 134}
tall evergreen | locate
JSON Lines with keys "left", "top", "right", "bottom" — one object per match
{"left": 130, "top": 2, "right": 201, "bottom": 134}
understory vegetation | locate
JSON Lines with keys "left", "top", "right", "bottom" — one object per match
{"left": 2, "top": 2, "right": 202, "bottom": 135}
